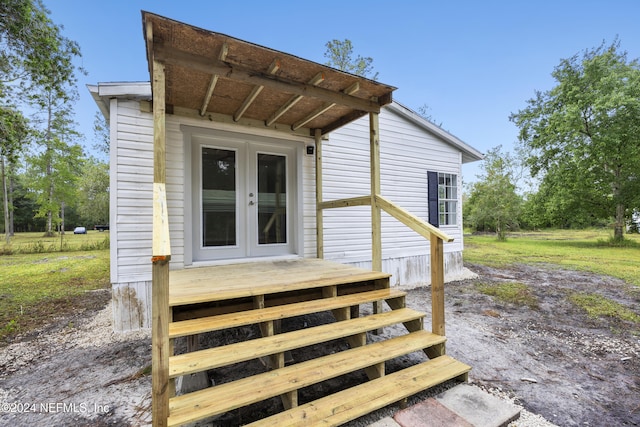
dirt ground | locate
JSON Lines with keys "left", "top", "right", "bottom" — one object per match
{"left": 0, "top": 262, "right": 639, "bottom": 427}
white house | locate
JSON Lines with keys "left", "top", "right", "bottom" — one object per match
{"left": 89, "top": 23, "right": 482, "bottom": 333}
{"left": 87, "top": 14, "right": 484, "bottom": 425}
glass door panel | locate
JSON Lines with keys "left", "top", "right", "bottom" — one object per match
{"left": 257, "top": 153, "right": 287, "bottom": 245}
{"left": 202, "top": 147, "right": 237, "bottom": 247}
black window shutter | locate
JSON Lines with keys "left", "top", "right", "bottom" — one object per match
{"left": 427, "top": 171, "right": 439, "bottom": 227}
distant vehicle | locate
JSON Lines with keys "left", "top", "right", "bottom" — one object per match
{"left": 94, "top": 225, "right": 110, "bottom": 232}
{"left": 73, "top": 226, "right": 87, "bottom": 234}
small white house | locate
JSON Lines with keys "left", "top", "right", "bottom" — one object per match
{"left": 89, "top": 20, "right": 482, "bottom": 332}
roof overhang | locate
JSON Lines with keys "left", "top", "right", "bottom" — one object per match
{"left": 142, "top": 12, "right": 396, "bottom": 137}
{"left": 88, "top": 82, "right": 152, "bottom": 122}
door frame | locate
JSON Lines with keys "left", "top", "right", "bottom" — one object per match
{"left": 182, "top": 125, "right": 305, "bottom": 266}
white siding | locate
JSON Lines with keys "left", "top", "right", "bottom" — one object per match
{"left": 321, "top": 107, "right": 465, "bottom": 284}
{"left": 109, "top": 99, "right": 468, "bottom": 329}
{"left": 111, "top": 101, "right": 153, "bottom": 283}
{"left": 111, "top": 102, "right": 466, "bottom": 284}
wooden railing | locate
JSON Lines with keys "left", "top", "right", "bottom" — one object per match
{"left": 317, "top": 194, "right": 453, "bottom": 347}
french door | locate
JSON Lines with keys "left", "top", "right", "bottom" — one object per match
{"left": 192, "top": 135, "right": 296, "bottom": 261}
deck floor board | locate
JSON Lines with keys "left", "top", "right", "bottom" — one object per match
{"left": 170, "top": 258, "right": 391, "bottom": 306}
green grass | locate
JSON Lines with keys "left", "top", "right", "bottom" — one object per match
{"left": 464, "top": 229, "right": 640, "bottom": 286}
{"left": 0, "top": 248, "right": 110, "bottom": 341}
{"left": 569, "top": 293, "right": 640, "bottom": 324}
{"left": 1, "top": 230, "right": 110, "bottom": 254}
{"left": 476, "top": 281, "right": 539, "bottom": 309}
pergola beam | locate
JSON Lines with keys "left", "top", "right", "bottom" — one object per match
{"left": 266, "top": 72, "right": 325, "bottom": 126}
{"left": 234, "top": 59, "right": 280, "bottom": 122}
{"left": 154, "top": 44, "right": 381, "bottom": 113}
{"left": 292, "top": 82, "right": 360, "bottom": 131}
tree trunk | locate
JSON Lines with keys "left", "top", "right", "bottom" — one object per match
{"left": 614, "top": 202, "right": 625, "bottom": 241}
{"left": 60, "top": 201, "right": 65, "bottom": 235}
{"left": 1, "top": 155, "right": 10, "bottom": 245}
{"left": 612, "top": 169, "right": 625, "bottom": 242}
{"left": 44, "top": 100, "right": 55, "bottom": 238}
{"left": 8, "top": 173, "right": 14, "bottom": 236}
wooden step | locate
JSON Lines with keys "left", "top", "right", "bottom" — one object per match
{"left": 169, "top": 307, "right": 424, "bottom": 378}
{"left": 169, "top": 288, "right": 407, "bottom": 338}
{"left": 170, "top": 258, "right": 391, "bottom": 306}
{"left": 167, "top": 330, "right": 446, "bottom": 427}
{"left": 245, "top": 355, "right": 472, "bottom": 427}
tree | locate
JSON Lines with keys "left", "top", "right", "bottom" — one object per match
{"left": 1, "top": 0, "right": 85, "bottom": 236}
{"left": 0, "top": 105, "right": 29, "bottom": 243}
{"left": 92, "top": 111, "right": 109, "bottom": 158}
{"left": 417, "top": 103, "right": 443, "bottom": 127}
{"left": 0, "top": 0, "right": 60, "bottom": 92}
{"left": 510, "top": 40, "right": 640, "bottom": 241}
{"left": 464, "top": 146, "right": 523, "bottom": 240}
{"left": 521, "top": 160, "right": 610, "bottom": 229}
{"left": 20, "top": 3, "right": 83, "bottom": 236}
{"left": 26, "top": 111, "right": 83, "bottom": 236}
{"left": 324, "top": 39, "right": 378, "bottom": 80}
{"left": 76, "top": 158, "right": 109, "bottom": 227}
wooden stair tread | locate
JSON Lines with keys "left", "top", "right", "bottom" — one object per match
{"left": 167, "top": 330, "right": 445, "bottom": 427}
{"left": 245, "top": 355, "right": 472, "bottom": 427}
{"left": 169, "top": 288, "right": 407, "bottom": 338}
{"left": 169, "top": 259, "right": 391, "bottom": 306}
{"left": 169, "top": 307, "right": 424, "bottom": 378}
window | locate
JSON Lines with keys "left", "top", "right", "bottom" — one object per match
{"left": 438, "top": 173, "right": 457, "bottom": 225}
{"left": 427, "top": 171, "right": 458, "bottom": 227}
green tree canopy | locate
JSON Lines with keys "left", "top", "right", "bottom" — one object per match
{"left": 510, "top": 40, "right": 640, "bottom": 240}
{"left": 76, "top": 158, "right": 109, "bottom": 226}
{"left": 323, "top": 39, "right": 378, "bottom": 80}
{"left": 463, "top": 146, "right": 522, "bottom": 240}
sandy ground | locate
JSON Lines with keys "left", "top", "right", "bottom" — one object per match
{"left": 1, "top": 262, "right": 639, "bottom": 427}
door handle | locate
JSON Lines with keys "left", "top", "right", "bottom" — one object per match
{"left": 249, "top": 200, "right": 255, "bottom": 206}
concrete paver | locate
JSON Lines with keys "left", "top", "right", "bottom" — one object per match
{"left": 375, "top": 384, "right": 521, "bottom": 427}
{"left": 394, "top": 398, "right": 473, "bottom": 427}
{"left": 436, "top": 384, "right": 520, "bottom": 427}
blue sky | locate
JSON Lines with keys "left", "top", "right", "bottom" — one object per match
{"left": 43, "top": 0, "right": 640, "bottom": 184}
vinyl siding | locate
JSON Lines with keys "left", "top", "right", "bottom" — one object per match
{"left": 322, "top": 107, "right": 464, "bottom": 265}
{"left": 111, "top": 102, "right": 465, "bottom": 284}
{"left": 109, "top": 100, "right": 468, "bottom": 329}
{"left": 112, "top": 101, "right": 153, "bottom": 283}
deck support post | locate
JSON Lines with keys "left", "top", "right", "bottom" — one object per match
{"left": 151, "top": 54, "right": 171, "bottom": 427}
{"left": 429, "top": 234, "right": 446, "bottom": 357}
{"left": 370, "top": 112, "right": 383, "bottom": 333}
{"left": 369, "top": 112, "right": 382, "bottom": 272}
{"left": 315, "top": 129, "right": 324, "bottom": 259}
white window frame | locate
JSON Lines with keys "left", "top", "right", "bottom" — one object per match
{"left": 438, "top": 173, "right": 458, "bottom": 226}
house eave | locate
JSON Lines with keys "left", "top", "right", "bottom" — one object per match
{"left": 88, "top": 81, "right": 152, "bottom": 122}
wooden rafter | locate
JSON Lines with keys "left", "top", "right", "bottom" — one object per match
{"left": 266, "top": 72, "right": 325, "bottom": 126}
{"left": 199, "top": 43, "right": 228, "bottom": 116}
{"left": 321, "top": 110, "right": 368, "bottom": 135}
{"left": 292, "top": 82, "right": 360, "bottom": 131}
{"left": 234, "top": 59, "right": 280, "bottom": 121}
{"left": 154, "top": 44, "right": 382, "bottom": 113}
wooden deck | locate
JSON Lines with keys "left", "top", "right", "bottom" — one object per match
{"left": 161, "top": 258, "right": 470, "bottom": 426}
{"left": 169, "top": 258, "right": 391, "bottom": 306}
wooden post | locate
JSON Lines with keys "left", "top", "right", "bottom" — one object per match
{"left": 151, "top": 57, "right": 171, "bottom": 427}
{"left": 430, "top": 234, "right": 446, "bottom": 356}
{"left": 315, "top": 129, "right": 324, "bottom": 259}
{"left": 370, "top": 113, "right": 383, "bottom": 333}
{"left": 369, "top": 112, "right": 381, "bottom": 272}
